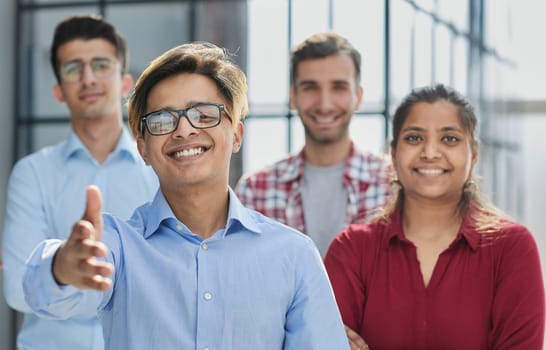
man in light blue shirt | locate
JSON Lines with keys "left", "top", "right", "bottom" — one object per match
{"left": 2, "top": 15, "right": 157, "bottom": 349}
{"left": 22, "top": 42, "right": 350, "bottom": 349}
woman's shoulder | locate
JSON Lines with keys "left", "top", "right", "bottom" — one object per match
{"left": 479, "top": 218, "right": 536, "bottom": 252}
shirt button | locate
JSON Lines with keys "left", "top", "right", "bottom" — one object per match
{"left": 203, "top": 347, "right": 210, "bottom": 350}
{"left": 176, "top": 224, "right": 183, "bottom": 231}
{"left": 204, "top": 292, "right": 212, "bottom": 301}
{"left": 201, "top": 243, "right": 209, "bottom": 250}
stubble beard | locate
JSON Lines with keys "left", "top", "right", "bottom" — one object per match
{"left": 302, "top": 116, "right": 351, "bottom": 145}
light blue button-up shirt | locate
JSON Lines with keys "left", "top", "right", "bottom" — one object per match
{"left": 2, "top": 128, "right": 158, "bottom": 350}
{"left": 23, "top": 189, "right": 350, "bottom": 350}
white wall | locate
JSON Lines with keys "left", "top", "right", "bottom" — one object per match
{"left": 0, "top": 0, "right": 16, "bottom": 348}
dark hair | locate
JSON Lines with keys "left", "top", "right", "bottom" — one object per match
{"left": 290, "top": 31, "right": 361, "bottom": 86}
{"left": 127, "top": 42, "right": 248, "bottom": 139}
{"left": 50, "top": 14, "right": 129, "bottom": 82}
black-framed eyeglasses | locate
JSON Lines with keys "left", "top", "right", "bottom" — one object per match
{"left": 140, "top": 103, "right": 228, "bottom": 136}
{"left": 59, "top": 57, "right": 116, "bottom": 83}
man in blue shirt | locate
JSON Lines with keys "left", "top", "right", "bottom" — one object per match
{"left": 22, "top": 42, "right": 350, "bottom": 349}
{"left": 2, "top": 15, "right": 157, "bottom": 349}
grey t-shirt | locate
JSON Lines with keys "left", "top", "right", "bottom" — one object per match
{"left": 301, "top": 162, "right": 348, "bottom": 257}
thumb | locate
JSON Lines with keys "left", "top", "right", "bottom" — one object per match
{"left": 83, "top": 185, "right": 104, "bottom": 241}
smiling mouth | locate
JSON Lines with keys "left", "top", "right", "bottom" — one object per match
{"left": 80, "top": 92, "right": 103, "bottom": 101}
{"left": 313, "top": 117, "right": 335, "bottom": 124}
{"left": 169, "top": 146, "right": 208, "bottom": 159}
{"left": 414, "top": 168, "right": 447, "bottom": 176}
{"left": 310, "top": 113, "right": 341, "bottom": 125}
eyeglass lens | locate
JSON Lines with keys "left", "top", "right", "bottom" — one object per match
{"left": 60, "top": 57, "right": 115, "bottom": 82}
{"left": 144, "top": 104, "right": 223, "bottom": 135}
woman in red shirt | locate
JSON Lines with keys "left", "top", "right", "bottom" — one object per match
{"left": 325, "top": 84, "right": 545, "bottom": 350}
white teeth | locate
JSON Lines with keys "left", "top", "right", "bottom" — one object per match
{"left": 314, "top": 117, "right": 335, "bottom": 124}
{"left": 417, "top": 168, "right": 444, "bottom": 176}
{"left": 173, "top": 147, "right": 205, "bottom": 158}
{"left": 310, "top": 113, "right": 336, "bottom": 124}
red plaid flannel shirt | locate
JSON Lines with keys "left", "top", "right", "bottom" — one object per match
{"left": 235, "top": 142, "right": 393, "bottom": 234}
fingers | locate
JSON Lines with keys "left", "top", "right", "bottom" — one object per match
{"left": 345, "top": 325, "right": 369, "bottom": 350}
{"left": 52, "top": 185, "right": 112, "bottom": 290}
{"left": 53, "top": 237, "right": 114, "bottom": 290}
{"left": 83, "top": 185, "right": 104, "bottom": 241}
{"left": 78, "top": 259, "right": 114, "bottom": 291}
{"left": 63, "top": 220, "right": 106, "bottom": 259}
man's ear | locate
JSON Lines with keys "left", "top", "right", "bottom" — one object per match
{"left": 232, "top": 122, "right": 244, "bottom": 154}
{"left": 289, "top": 87, "right": 296, "bottom": 110}
{"left": 355, "top": 85, "right": 364, "bottom": 110}
{"left": 137, "top": 137, "right": 150, "bottom": 165}
{"left": 53, "top": 84, "right": 66, "bottom": 104}
{"left": 121, "top": 74, "right": 134, "bottom": 98}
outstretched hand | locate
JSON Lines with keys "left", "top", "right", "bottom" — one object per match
{"left": 52, "top": 185, "right": 114, "bottom": 291}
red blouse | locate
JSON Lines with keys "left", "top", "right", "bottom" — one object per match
{"left": 324, "top": 207, "right": 545, "bottom": 350}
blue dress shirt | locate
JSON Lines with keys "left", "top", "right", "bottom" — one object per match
{"left": 23, "top": 189, "right": 349, "bottom": 350}
{"left": 2, "top": 128, "right": 158, "bottom": 350}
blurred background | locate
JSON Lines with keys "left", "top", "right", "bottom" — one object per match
{"left": 0, "top": 0, "right": 545, "bottom": 348}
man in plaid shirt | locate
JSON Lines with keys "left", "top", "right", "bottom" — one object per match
{"left": 236, "top": 32, "right": 392, "bottom": 257}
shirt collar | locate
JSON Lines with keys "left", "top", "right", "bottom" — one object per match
{"left": 384, "top": 208, "right": 405, "bottom": 246}
{"left": 458, "top": 204, "right": 480, "bottom": 250}
{"left": 61, "top": 127, "right": 140, "bottom": 163}
{"left": 385, "top": 203, "right": 480, "bottom": 251}
{"left": 61, "top": 130, "right": 87, "bottom": 160}
{"left": 142, "top": 187, "right": 262, "bottom": 239}
{"left": 277, "top": 150, "right": 305, "bottom": 182}
{"left": 341, "top": 142, "right": 360, "bottom": 184}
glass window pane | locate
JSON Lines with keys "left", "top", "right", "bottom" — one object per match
{"left": 391, "top": 0, "right": 414, "bottom": 103}
{"left": 434, "top": 24, "right": 452, "bottom": 85}
{"left": 242, "top": 117, "right": 289, "bottom": 174}
{"left": 438, "top": 0, "right": 469, "bottom": 33}
{"left": 248, "top": 0, "right": 289, "bottom": 108}
{"left": 333, "top": 0, "right": 385, "bottom": 111}
{"left": 484, "top": 0, "right": 511, "bottom": 50}
{"left": 350, "top": 115, "right": 388, "bottom": 156}
{"left": 18, "top": 7, "right": 99, "bottom": 119}
{"left": 414, "top": 12, "right": 433, "bottom": 88}
{"left": 452, "top": 37, "right": 468, "bottom": 94}
{"left": 415, "top": 0, "right": 436, "bottom": 13}
{"left": 292, "top": 0, "right": 330, "bottom": 43}
{"left": 106, "top": 4, "right": 191, "bottom": 78}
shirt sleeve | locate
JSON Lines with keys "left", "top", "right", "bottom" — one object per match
{"left": 283, "top": 239, "right": 350, "bottom": 350}
{"left": 490, "top": 225, "right": 545, "bottom": 349}
{"left": 23, "top": 239, "right": 105, "bottom": 320}
{"left": 324, "top": 226, "right": 367, "bottom": 333}
{"left": 2, "top": 159, "right": 51, "bottom": 312}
